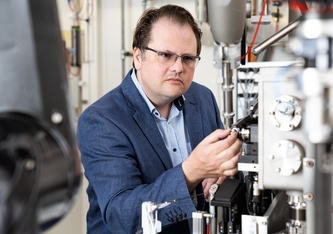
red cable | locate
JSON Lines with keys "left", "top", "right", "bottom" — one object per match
{"left": 207, "top": 224, "right": 209, "bottom": 234}
{"left": 289, "top": 0, "right": 309, "bottom": 13}
{"left": 64, "top": 50, "right": 81, "bottom": 76}
{"left": 240, "top": 0, "right": 268, "bottom": 61}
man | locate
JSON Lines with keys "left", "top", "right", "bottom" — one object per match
{"left": 77, "top": 4, "right": 241, "bottom": 234}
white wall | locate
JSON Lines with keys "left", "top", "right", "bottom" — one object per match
{"left": 45, "top": 1, "right": 222, "bottom": 233}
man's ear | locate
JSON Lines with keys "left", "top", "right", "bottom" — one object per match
{"left": 133, "top": 47, "right": 142, "bottom": 70}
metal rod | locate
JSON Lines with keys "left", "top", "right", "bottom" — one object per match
{"left": 252, "top": 17, "right": 301, "bottom": 56}
{"left": 222, "top": 61, "right": 235, "bottom": 129}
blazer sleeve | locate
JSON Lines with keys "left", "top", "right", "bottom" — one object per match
{"left": 77, "top": 109, "right": 198, "bottom": 234}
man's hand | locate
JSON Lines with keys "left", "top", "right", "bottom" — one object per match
{"left": 202, "top": 176, "right": 226, "bottom": 202}
{"left": 182, "top": 129, "right": 241, "bottom": 192}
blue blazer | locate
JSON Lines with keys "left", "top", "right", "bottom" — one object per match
{"left": 77, "top": 69, "right": 223, "bottom": 234}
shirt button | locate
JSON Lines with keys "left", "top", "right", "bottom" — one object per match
{"left": 173, "top": 148, "right": 177, "bottom": 152}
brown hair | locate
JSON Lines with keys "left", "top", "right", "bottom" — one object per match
{"left": 132, "top": 4, "right": 202, "bottom": 60}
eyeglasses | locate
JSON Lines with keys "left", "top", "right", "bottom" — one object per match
{"left": 145, "top": 47, "right": 201, "bottom": 68}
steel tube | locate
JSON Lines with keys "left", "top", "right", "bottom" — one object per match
{"left": 222, "top": 61, "right": 235, "bottom": 129}
{"left": 252, "top": 17, "right": 301, "bottom": 56}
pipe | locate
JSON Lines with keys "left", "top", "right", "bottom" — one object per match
{"left": 252, "top": 17, "right": 301, "bottom": 56}
{"left": 222, "top": 61, "right": 235, "bottom": 129}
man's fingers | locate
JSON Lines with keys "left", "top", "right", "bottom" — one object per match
{"left": 220, "top": 154, "right": 239, "bottom": 173}
{"left": 201, "top": 129, "right": 231, "bottom": 144}
{"left": 212, "top": 131, "right": 239, "bottom": 154}
{"left": 216, "top": 176, "right": 226, "bottom": 185}
{"left": 223, "top": 167, "right": 239, "bottom": 177}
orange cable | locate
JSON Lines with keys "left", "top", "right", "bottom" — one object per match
{"left": 64, "top": 50, "right": 81, "bottom": 76}
{"left": 240, "top": 0, "right": 268, "bottom": 61}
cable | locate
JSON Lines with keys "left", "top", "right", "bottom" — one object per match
{"left": 207, "top": 223, "right": 209, "bottom": 234}
{"left": 79, "top": 0, "right": 94, "bottom": 22}
{"left": 64, "top": 50, "right": 81, "bottom": 76}
{"left": 78, "top": 0, "right": 84, "bottom": 13}
{"left": 289, "top": 0, "right": 309, "bottom": 13}
{"left": 240, "top": 0, "right": 268, "bottom": 61}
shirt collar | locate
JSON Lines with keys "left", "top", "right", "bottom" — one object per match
{"left": 131, "top": 68, "right": 186, "bottom": 112}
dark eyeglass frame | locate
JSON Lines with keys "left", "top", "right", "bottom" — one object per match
{"left": 145, "top": 47, "right": 201, "bottom": 67}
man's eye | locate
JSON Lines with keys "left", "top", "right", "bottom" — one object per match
{"left": 183, "top": 56, "right": 195, "bottom": 62}
{"left": 159, "top": 53, "right": 172, "bottom": 58}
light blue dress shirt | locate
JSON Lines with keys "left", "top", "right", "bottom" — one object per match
{"left": 131, "top": 69, "right": 192, "bottom": 167}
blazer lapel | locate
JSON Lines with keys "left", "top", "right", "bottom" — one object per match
{"left": 183, "top": 92, "right": 204, "bottom": 150}
{"left": 122, "top": 71, "right": 173, "bottom": 170}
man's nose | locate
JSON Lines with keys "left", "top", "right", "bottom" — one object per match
{"left": 172, "top": 56, "right": 184, "bottom": 72}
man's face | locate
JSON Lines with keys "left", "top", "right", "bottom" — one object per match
{"left": 134, "top": 18, "right": 197, "bottom": 109}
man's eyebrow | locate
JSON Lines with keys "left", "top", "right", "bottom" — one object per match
{"left": 163, "top": 49, "right": 196, "bottom": 56}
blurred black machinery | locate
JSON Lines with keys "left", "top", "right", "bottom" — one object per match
{"left": 0, "top": 0, "right": 81, "bottom": 233}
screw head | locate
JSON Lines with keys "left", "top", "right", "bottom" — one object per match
{"left": 24, "top": 159, "right": 35, "bottom": 171}
{"left": 275, "top": 168, "right": 281, "bottom": 173}
{"left": 304, "top": 161, "right": 314, "bottom": 168}
{"left": 268, "top": 154, "right": 275, "bottom": 160}
{"left": 51, "top": 112, "right": 63, "bottom": 124}
{"left": 304, "top": 192, "right": 314, "bottom": 201}
{"left": 276, "top": 124, "right": 281, "bottom": 128}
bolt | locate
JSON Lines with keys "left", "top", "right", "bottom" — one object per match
{"left": 268, "top": 154, "right": 275, "bottom": 160}
{"left": 304, "top": 161, "right": 314, "bottom": 168}
{"left": 289, "top": 124, "right": 295, "bottom": 129}
{"left": 296, "top": 111, "right": 301, "bottom": 115}
{"left": 275, "top": 168, "right": 281, "bottom": 173}
{"left": 276, "top": 124, "right": 280, "bottom": 128}
{"left": 51, "top": 112, "right": 63, "bottom": 124}
{"left": 24, "top": 159, "right": 35, "bottom": 171}
{"left": 276, "top": 99, "right": 280, "bottom": 103}
{"left": 304, "top": 192, "right": 314, "bottom": 201}
{"left": 269, "top": 111, "right": 275, "bottom": 115}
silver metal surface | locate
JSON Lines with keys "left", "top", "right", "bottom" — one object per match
{"left": 209, "top": 184, "right": 218, "bottom": 234}
{"left": 268, "top": 140, "right": 304, "bottom": 176}
{"left": 222, "top": 61, "right": 235, "bottom": 128}
{"left": 192, "top": 211, "right": 207, "bottom": 234}
{"left": 207, "top": 0, "right": 247, "bottom": 45}
{"left": 238, "top": 163, "right": 259, "bottom": 172}
{"left": 268, "top": 96, "right": 302, "bottom": 132}
{"left": 257, "top": 66, "right": 308, "bottom": 190}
